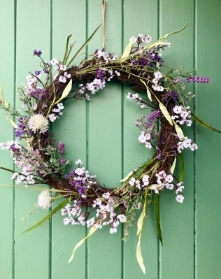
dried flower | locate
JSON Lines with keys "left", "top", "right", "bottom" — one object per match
{"left": 38, "top": 190, "right": 52, "bottom": 209}
{"left": 27, "top": 114, "right": 48, "bottom": 133}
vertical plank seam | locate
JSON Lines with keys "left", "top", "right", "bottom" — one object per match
{"left": 85, "top": 1, "right": 89, "bottom": 278}
{"left": 193, "top": 0, "right": 197, "bottom": 278}
{"left": 121, "top": 0, "right": 125, "bottom": 278}
{"left": 157, "top": 0, "right": 160, "bottom": 278}
{"left": 49, "top": 1, "right": 53, "bottom": 278}
{"left": 13, "top": 1, "right": 17, "bottom": 278}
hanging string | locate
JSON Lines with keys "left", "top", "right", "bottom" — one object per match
{"left": 101, "top": 0, "right": 106, "bottom": 49}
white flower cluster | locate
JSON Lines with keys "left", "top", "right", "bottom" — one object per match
{"left": 138, "top": 131, "right": 152, "bottom": 149}
{"left": 61, "top": 194, "right": 127, "bottom": 234}
{"left": 155, "top": 170, "right": 174, "bottom": 192}
{"left": 11, "top": 172, "right": 35, "bottom": 187}
{"left": 127, "top": 93, "right": 147, "bottom": 109}
{"left": 0, "top": 140, "right": 20, "bottom": 151}
{"left": 49, "top": 103, "right": 64, "bottom": 122}
{"left": 175, "top": 182, "right": 184, "bottom": 203}
{"left": 86, "top": 78, "right": 106, "bottom": 94}
{"left": 172, "top": 105, "right": 192, "bottom": 127}
{"left": 65, "top": 160, "right": 98, "bottom": 199}
{"left": 152, "top": 71, "right": 164, "bottom": 92}
{"left": 94, "top": 49, "right": 117, "bottom": 63}
{"left": 129, "top": 33, "right": 152, "bottom": 44}
{"left": 151, "top": 170, "right": 184, "bottom": 203}
{"left": 27, "top": 114, "right": 48, "bottom": 133}
{"left": 38, "top": 190, "right": 52, "bottom": 209}
{"left": 0, "top": 141, "right": 36, "bottom": 187}
{"left": 50, "top": 58, "right": 71, "bottom": 83}
{"left": 177, "top": 135, "right": 198, "bottom": 153}
{"left": 129, "top": 175, "right": 149, "bottom": 190}
{"left": 25, "top": 74, "right": 42, "bottom": 95}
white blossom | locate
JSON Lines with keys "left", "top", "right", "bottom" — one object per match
{"left": 50, "top": 58, "right": 58, "bottom": 65}
{"left": 38, "top": 190, "right": 52, "bottom": 209}
{"left": 117, "top": 214, "right": 127, "bottom": 223}
{"left": 59, "top": 76, "right": 67, "bottom": 83}
{"left": 28, "top": 114, "right": 49, "bottom": 133}
{"left": 176, "top": 194, "right": 184, "bottom": 203}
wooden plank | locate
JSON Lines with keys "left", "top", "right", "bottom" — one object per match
{"left": 14, "top": 1, "right": 51, "bottom": 278}
{"left": 0, "top": 1, "right": 15, "bottom": 278}
{"left": 123, "top": 1, "right": 159, "bottom": 278}
{"left": 87, "top": 1, "right": 123, "bottom": 278}
{"left": 195, "top": 1, "right": 221, "bottom": 278}
{"left": 159, "top": 1, "right": 195, "bottom": 278}
{"left": 51, "top": 1, "right": 87, "bottom": 278}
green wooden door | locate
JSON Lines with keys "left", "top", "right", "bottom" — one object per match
{"left": 0, "top": 1, "right": 221, "bottom": 278}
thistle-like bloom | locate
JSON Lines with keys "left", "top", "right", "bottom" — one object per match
{"left": 27, "top": 114, "right": 48, "bottom": 133}
{"left": 38, "top": 190, "right": 52, "bottom": 209}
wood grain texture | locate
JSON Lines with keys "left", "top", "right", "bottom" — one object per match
{"left": 0, "top": 0, "right": 221, "bottom": 278}
{"left": 87, "top": 1, "right": 123, "bottom": 278}
{"left": 159, "top": 1, "right": 195, "bottom": 279}
{"left": 123, "top": 1, "right": 159, "bottom": 278}
{"left": 14, "top": 1, "right": 51, "bottom": 278}
{"left": 51, "top": 1, "right": 87, "bottom": 278}
{"left": 195, "top": 0, "right": 221, "bottom": 278}
{"left": 0, "top": 1, "right": 15, "bottom": 278}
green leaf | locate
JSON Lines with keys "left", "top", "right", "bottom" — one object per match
{"left": 144, "top": 23, "right": 189, "bottom": 51}
{"left": 179, "top": 153, "right": 185, "bottom": 182}
{"left": 170, "top": 157, "right": 176, "bottom": 174}
{"left": 62, "top": 33, "right": 75, "bottom": 65}
{"left": 9, "top": 118, "right": 18, "bottom": 128}
{"left": 68, "top": 222, "right": 98, "bottom": 263}
{"left": 67, "top": 25, "right": 101, "bottom": 66}
{"left": 136, "top": 239, "right": 146, "bottom": 274}
{"left": 22, "top": 199, "right": 69, "bottom": 234}
{"left": 0, "top": 86, "right": 8, "bottom": 108}
{"left": 135, "top": 158, "right": 157, "bottom": 180}
{"left": 191, "top": 113, "right": 221, "bottom": 133}
{"left": 121, "top": 40, "right": 134, "bottom": 60}
{"left": 54, "top": 79, "right": 72, "bottom": 105}
{"left": 120, "top": 170, "right": 135, "bottom": 183}
{"left": 159, "top": 22, "right": 189, "bottom": 41}
{"left": 136, "top": 188, "right": 149, "bottom": 274}
{"left": 154, "top": 193, "right": 163, "bottom": 245}
{"left": 153, "top": 93, "right": 173, "bottom": 125}
{"left": 144, "top": 41, "right": 170, "bottom": 51}
{"left": 173, "top": 120, "right": 184, "bottom": 138}
{"left": 140, "top": 79, "right": 152, "bottom": 101}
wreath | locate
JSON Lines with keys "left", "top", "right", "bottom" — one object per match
{"left": 0, "top": 24, "right": 219, "bottom": 273}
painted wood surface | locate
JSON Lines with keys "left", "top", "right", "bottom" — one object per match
{"left": 0, "top": 1, "right": 221, "bottom": 278}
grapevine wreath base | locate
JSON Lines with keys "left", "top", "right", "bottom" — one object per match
{"left": 0, "top": 24, "right": 219, "bottom": 272}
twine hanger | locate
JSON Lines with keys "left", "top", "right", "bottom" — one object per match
{"left": 101, "top": 0, "right": 106, "bottom": 48}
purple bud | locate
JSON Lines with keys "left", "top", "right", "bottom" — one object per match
{"left": 60, "top": 158, "right": 66, "bottom": 166}
{"left": 33, "top": 49, "right": 42, "bottom": 57}
{"left": 58, "top": 141, "right": 65, "bottom": 154}
{"left": 35, "top": 70, "right": 41, "bottom": 76}
{"left": 185, "top": 76, "right": 211, "bottom": 83}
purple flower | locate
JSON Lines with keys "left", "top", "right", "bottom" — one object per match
{"left": 30, "top": 88, "right": 46, "bottom": 99}
{"left": 147, "top": 110, "right": 160, "bottom": 124}
{"left": 35, "top": 70, "right": 41, "bottom": 76}
{"left": 43, "top": 69, "right": 49, "bottom": 74}
{"left": 58, "top": 141, "right": 65, "bottom": 154}
{"left": 96, "top": 68, "right": 105, "bottom": 80}
{"left": 60, "top": 158, "right": 66, "bottom": 166}
{"left": 163, "top": 91, "right": 179, "bottom": 101}
{"left": 15, "top": 117, "right": 27, "bottom": 138}
{"left": 185, "top": 76, "right": 211, "bottom": 83}
{"left": 33, "top": 49, "right": 42, "bottom": 57}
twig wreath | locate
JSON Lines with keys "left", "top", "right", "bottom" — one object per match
{"left": 0, "top": 23, "right": 220, "bottom": 273}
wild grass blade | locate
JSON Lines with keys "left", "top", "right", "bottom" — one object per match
{"left": 22, "top": 199, "right": 69, "bottom": 234}
{"left": 67, "top": 25, "right": 101, "bottom": 66}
